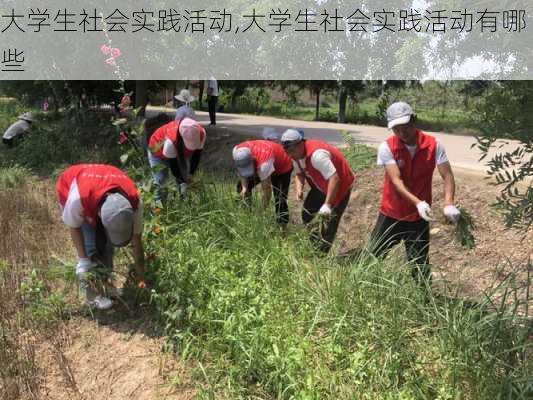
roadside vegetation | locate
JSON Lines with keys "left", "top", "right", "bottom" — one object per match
{"left": 0, "top": 97, "right": 531, "bottom": 399}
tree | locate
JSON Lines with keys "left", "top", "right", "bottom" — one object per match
{"left": 475, "top": 81, "right": 533, "bottom": 232}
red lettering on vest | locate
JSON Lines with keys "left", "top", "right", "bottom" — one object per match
{"left": 56, "top": 164, "right": 139, "bottom": 226}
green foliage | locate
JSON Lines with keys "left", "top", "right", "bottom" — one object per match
{"left": 0, "top": 102, "right": 123, "bottom": 175}
{"left": 455, "top": 208, "right": 476, "bottom": 249}
{"left": 341, "top": 132, "right": 377, "bottom": 172}
{"left": 18, "top": 269, "right": 68, "bottom": 324}
{"left": 143, "top": 181, "right": 531, "bottom": 399}
{"left": 475, "top": 81, "right": 533, "bottom": 231}
{"left": 0, "top": 165, "right": 32, "bottom": 188}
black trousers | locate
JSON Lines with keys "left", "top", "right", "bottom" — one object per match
{"left": 236, "top": 171, "right": 291, "bottom": 225}
{"left": 370, "top": 213, "right": 430, "bottom": 281}
{"left": 302, "top": 186, "right": 351, "bottom": 253}
{"left": 208, "top": 96, "right": 218, "bottom": 125}
{"left": 2, "top": 138, "right": 13, "bottom": 147}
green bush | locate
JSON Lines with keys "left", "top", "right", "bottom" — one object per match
{"left": 144, "top": 180, "right": 532, "bottom": 399}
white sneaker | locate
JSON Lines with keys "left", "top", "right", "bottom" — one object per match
{"left": 85, "top": 295, "right": 113, "bottom": 310}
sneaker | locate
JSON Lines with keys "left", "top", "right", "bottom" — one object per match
{"left": 85, "top": 295, "right": 113, "bottom": 310}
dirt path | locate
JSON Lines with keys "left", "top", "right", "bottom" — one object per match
{"left": 148, "top": 107, "right": 523, "bottom": 176}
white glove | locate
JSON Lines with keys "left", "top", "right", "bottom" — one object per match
{"left": 179, "top": 183, "right": 188, "bottom": 197}
{"left": 318, "top": 203, "right": 332, "bottom": 216}
{"left": 76, "top": 258, "right": 97, "bottom": 279}
{"left": 443, "top": 205, "right": 461, "bottom": 224}
{"left": 416, "top": 201, "right": 434, "bottom": 222}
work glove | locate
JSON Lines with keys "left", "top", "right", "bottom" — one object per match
{"left": 76, "top": 258, "right": 97, "bottom": 277}
{"left": 443, "top": 205, "right": 461, "bottom": 224}
{"left": 416, "top": 201, "right": 434, "bottom": 222}
{"left": 318, "top": 203, "right": 333, "bottom": 216}
{"left": 179, "top": 182, "right": 188, "bottom": 198}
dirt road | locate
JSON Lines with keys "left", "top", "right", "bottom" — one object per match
{"left": 148, "top": 107, "right": 522, "bottom": 176}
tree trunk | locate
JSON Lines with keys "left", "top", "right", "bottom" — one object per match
{"left": 315, "top": 89, "right": 320, "bottom": 121}
{"left": 135, "top": 80, "right": 149, "bottom": 117}
{"left": 338, "top": 82, "right": 347, "bottom": 123}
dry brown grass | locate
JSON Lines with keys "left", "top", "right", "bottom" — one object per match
{"left": 0, "top": 172, "right": 71, "bottom": 399}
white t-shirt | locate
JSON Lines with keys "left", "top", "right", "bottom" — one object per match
{"left": 258, "top": 158, "right": 275, "bottom": 181}
{"left": 3, "top": 119, "right": 30, "bottom": 140}
{"left": 207, "top": 78, "right": 219, "bottom": 96}
{"left": 162, "top": 139, "right": 178, "bottom": 159}
{"left": 294, "top": 150, "right": 337, "bottom": 180}
{"left": 61, "top": 179, "right": 143, "bottom": 234}
{"left": 377, "top": 140, "right": 449, "bottom": 166}
{"left": 175, "top": 105, "right": 195, "bottom": 121}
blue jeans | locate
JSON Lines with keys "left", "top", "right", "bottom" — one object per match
{"left": 148, "top": 151, "right": 170, "bottom": 201}
{"left": 79, "top": 222, "right": 114, "bottom": 297}
{"left": 81, "top": 222, "right": 114, "bottom": 269}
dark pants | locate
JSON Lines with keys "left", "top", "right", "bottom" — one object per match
{"left": 302, "top": 186, "right": 351, "bottom": 253}
{"left": 370, "top": 213, "right": 430, "bottom": 282}
{"left": 208, "top": 96, "right": 218, "bottom": 125}
{"left": 2, "top": 138, "right": 13, "bottom": 148}
{"left": 236, "top": 171, "right": 291, "bottom": 225}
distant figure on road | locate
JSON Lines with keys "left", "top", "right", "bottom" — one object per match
{"left": 2, "top": 112, "right": 35, "bottom": 148}
{"left": 174, "top": 89, "right": 196, "bottom": 121}
{"left": 147, "top": 116, "right": 206, "bottom": 202}
{"left": 281, "top": 129, "right": 355, "bottom": 253}
{"left": 207, "top": 77, "right": 218, "bottom": 126}
{"left": 233, "top": 140, "right": 293, "bottom": 226}
{"left": 56, "top": 164, "right": 146, "bottom": 310}
{"left": 369, "top": 102, "right": 460, "bottom": 283}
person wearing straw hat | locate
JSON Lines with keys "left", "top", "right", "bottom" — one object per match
{"left": 232, "top": 139, "right": 293, "bottom": 226}
{"left": 56, "top": 164, "right": 146, "bottom": 310}
{"left": 148, "top": 117, "right": 206, "bottom": 201}
{"left": 174, "top": 89, "right": 196, "bottom": 121}
{"left": 2, "top": 112, "right": 35, "bottom": 147}
{"left": 369, "top": 101, "right": 460, "bottom": 282}
{"left": 281, "top": 129, "right": 355, "bottom": 253}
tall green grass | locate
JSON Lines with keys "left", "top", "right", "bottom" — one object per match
{"left": 145, "top": 181, "right": 532, "bottom": 399}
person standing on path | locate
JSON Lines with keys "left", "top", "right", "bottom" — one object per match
{"left": 281, "top": 129, "right": 355, "bottom": 253}
{"left": 207, "top": 77, "right": 218, "bottom": 126}
{"left": 56, "top": 164, "right": 146, "bottom": 310}
{"left": 147, "top": 117, "right": 206, "bottom": 201}
{"left": 174, "top": 89, "right": 196, "bottom": 121}
{"left": 233, "top": 140, "right": 293, "bottom": 226}
{"left": 369, "top": 102, "right": 461, "bottom": 282}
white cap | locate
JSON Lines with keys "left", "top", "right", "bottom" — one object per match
{"left": 386, "top": 102, "right": 413, "bottom": 129}
{"left": 262, "top": 127, "right": 281, "bottom": 142}
{"left": 280, "top": 129, "right": 303, "bottom": 147}
{"left": 18, "top": 112, "right": 34, "bottom": 123}
{"left": 179, "top": 118, "right": 204, "bottom": 151}
{"left": 100, "top": 193, "right": 134, "bottom": 247}
{"left": 175, "top": 89, "right": 195, "bottom": 103}
{"left": 232, "top": 146, "right": 255, "bottom": 178}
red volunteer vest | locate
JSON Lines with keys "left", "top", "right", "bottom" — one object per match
{"left": 148, "top": 119, "right": 206, "bottom": 159}
{"left": 298, "top": 140, "right": 355, "bottom": 207}
{"left": 236, "top": 140, "right": 293, "bottom": 176}
{"left": 56, "top": 164, "right": 140, "bottom": 226}
{"left": 380, "top": 130, "right": 437, "bottom": 221}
